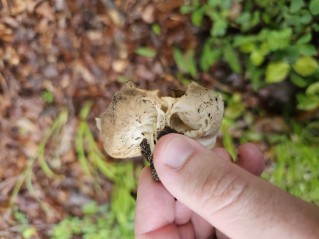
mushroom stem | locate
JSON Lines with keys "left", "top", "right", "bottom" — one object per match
{"left": 140, "top": 126, "right": 182, "bottom": 181}
{"left": 140, "top": 138, "right": 159, "bottom": 181}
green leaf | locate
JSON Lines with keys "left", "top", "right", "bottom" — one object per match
{"left": 306, "top": 82, "right": 319, "bottom": 95}
{"left": 314, "top": 23, "right": 319, "bottom": 32}
{"left": 118, "top": 76, "right": 129, "bottom": 83}
{"left": 180, "top": 5, "right": 193, "bottom": 14}
{"left": 14, "top": 210, "right": 28, "bottom": 224}
{"left": 250, "top": 49, "right": 265, "bottom": 66}
{"left": 211, "top": 19, "right": 228, "bottom": 36}
{"left": 310, "top": 0, "right": 319, "bottom": 15}
{"left": 266, "top": 61, "right": 291, "bottom": 83}
{"left": 298, "top": 45, "right": 317, "bottom": 56}
{"left": 191, "top": 7, "right": 206, "bottom": 27}
{"left": 299, "top": 10, "right": 312, "bottom": 24}
{"left": 200, "top": 43, "right": 222, "bottom": 71}
{"left": 293, "top": 57, "right": 319, "bottom": 77}
{"left": 208, "top": 0, "right": 221, "bottom": 7}
{"left": 220, "top": 0, "right": 232, "bottom": 10}
{"left": 296, "top": 33, "right": 312, "bottom": 45}
{"left": 246, "top": 61, "right": 264, "bottom": 90}
{"left": 42, "top": 90, "right": 54, "bottom": 103}
{"left": 297, "top": 94, "right": 319, "bottom": 110}
{"left": 302, "top": 122, "right": 319, "bottom": 144}
{"left": 82, "top": 201, "right": 98, "bottom": 215}
{"left": 22, "top": 227, "right": 37, "bottom": 239}
{"left": 236, "top": 12, "right": 251, "bottom": 31}
{"left": 290, "top": 0, "right": 304, "bottom": 13}
{"left": 152, "top": 24, "right": 161, "bottom": 35}
{"left": 290, "top": 73, "right": 308, "bottom": 88}
{"left": 225, "top": 94, "right": 245, "bottom": 119}
{"left": 267, "top": 28, "right": 292, "bottom": 51}
{"left": 233, "top": 35, "right": 257, "bottom": 53}
{"left": 173, "top": 48, "right": 198, "bottom": 77}
{"left": 223, "top": 45, "right": 241, "bottom": 73}
{"left": 135, "top": 47, "right": 156, "bottom": 58}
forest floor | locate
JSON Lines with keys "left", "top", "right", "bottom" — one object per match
{"left": 0, "top": 1, "right": 318, "bottom": 238}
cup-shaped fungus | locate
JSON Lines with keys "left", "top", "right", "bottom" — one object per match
{"left": 165, "top": 82, "right": 224, "bottom": 149}
{"left": 96, "top": 81, "right": 224, "bottom": 181}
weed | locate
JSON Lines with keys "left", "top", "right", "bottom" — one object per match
{"left": 179, "top": 0, "right": 319, "bottom": 111}
{"left": 51, "top": 102, "right": 140, "bottom": 239}
{"left": 7, "top": 109, "right": 68, "bottom": 218}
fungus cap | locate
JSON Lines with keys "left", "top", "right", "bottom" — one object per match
{"left": 96, "top": 82, "right": 166, "bottom": 158}
{"left": 96, "top": 81, "right": 224, "bottom": 159}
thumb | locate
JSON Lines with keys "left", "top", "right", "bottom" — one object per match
{"left": 154, "top": 134, "right": 319, "bottom": 239}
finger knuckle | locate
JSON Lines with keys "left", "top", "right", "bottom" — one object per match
{"left": 196, "top": 161, "right": 248, "bottom": 218}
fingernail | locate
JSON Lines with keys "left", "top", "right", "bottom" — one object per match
{"left": 164, "top": 136, "right": 194, "bottom": 169}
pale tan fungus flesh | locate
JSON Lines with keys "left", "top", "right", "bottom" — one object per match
{"left": 96, "top": 81, "right": 224, "bottom": 159}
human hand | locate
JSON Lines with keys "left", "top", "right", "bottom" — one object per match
{"left": 135, "top": 134, "right": 319, "bottom": 239}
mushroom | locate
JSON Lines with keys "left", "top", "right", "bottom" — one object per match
{"left": 165, "top": 82, "right": 224, "bottom": 149}
{"left": 96, "top": 81, "right": 224, "bottom": 181}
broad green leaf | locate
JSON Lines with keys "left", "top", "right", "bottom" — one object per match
{"left": 135, "top": 47, "right": 156, "bottom": 58}
{"left": 293, "top": 57, "right": 319, "bottom": 77}
{"left": 298, "top": 44, "right": 317, "bottom": 56}
{"left": 266, "top": 61, "right": 291, "bottom": 83}
{"left": 225, "top": 94, "right": 245, "bottom": 119}
{"left": 223, "top": 45, "right": 241, "bottom": 73}
{"left": 290, "top": 73, "right": 308, "bottom": 88}
{"left": 82, "top": 201, "right": 98, "bottom": 215}
{"left": 22, "top": 227, "right": 37, "bottom": 239}
{"left": 238, "top": 42, "right": 255, "bottom": 53}
{"left": 267, "top": 28, "right": 292, "bottom": 51}
{"left": 290, "top": 0, "right": 304, "bottom": 13}
{"left": 297, "top": 94, "right": 319, "bottom": 110}
{"left": 306, "top": 82, "right": 319, "bottom": 95}
{"left": 250, "top": 50, "right": 265, "bottom": 66}
{"left": 234, "top": 35, "right": 257, "bottom": 46}
{"left": 257, "top": 29, "right": 270, "bottom": 41}
{"left": 296, "top": 33, "right": 312, "bottom": 45}
{"left": 233, "top": 35, "right": 257, "bottom": 53}
{"left": 220, "top": 0, "right": 232, "bottom": 10}
{"left": 310, "top": 0, "right": 319, "bottom": 15}
{"left": 236, "top": 12, "right": 251, "bottom": 31}
{"left": 208, "top": 0, "right": 221, "bottom": 7}
{"left": 299, "top": 10, "right": 312, "bottom": 24}
{"left": 211, "top": 19, "right": 228, "bottom": 36}
{"left": 191, "top": 7, "right": 206, "bottom": 27}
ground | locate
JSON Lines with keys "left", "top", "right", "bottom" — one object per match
{"left": 0, "top": 1, "right": 318, "bottom": 238}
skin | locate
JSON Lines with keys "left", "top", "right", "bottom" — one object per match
{"left": 135, "top": 134, "right": 319, "bottom": 239}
